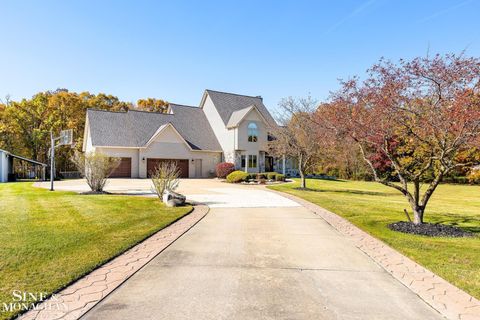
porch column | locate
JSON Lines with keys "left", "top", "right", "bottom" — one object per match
{"left": 282, "top": 155, "right": 286, "bottom": 175}
{"left": 245, "top": 154, "right": 248, "bottom": 173}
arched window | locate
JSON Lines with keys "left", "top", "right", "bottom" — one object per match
{"left": 248, "top": 122, "right": 258, "bottom": 142}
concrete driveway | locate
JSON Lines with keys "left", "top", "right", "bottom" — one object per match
{"left": 78, "top": 179, "right": 442, "bottom": 320}
{"left": 35, "top": 179, "right": 300, "bottom": 208}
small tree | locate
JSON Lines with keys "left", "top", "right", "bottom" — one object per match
{"left": 150, "top": 161, "right": 180, "bottom": 200}
{"left": 324, "top": 53, "right": 480, "bottom": 224}
{"left": 71, "top": 151, "right": 120, "bottom": 192}
{"left": 269, "top": 96, "right": 327, "bottom": 189}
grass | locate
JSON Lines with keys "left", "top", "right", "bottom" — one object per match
{"left": 269, "top": 179, "right": 480, "bottom": 299}
{"left": 0, "top": 183, "right": 191, "bottom": 320}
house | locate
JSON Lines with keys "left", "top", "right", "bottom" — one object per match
{"left": 0, "top": 149, "right": 47, "bottom": 182}
{"left": 83, "top": 89, "right": 296, "bottom": 178}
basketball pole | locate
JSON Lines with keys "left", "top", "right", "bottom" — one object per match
{"left": 49, "top": 129, "right": 73, "bottom": 192}
{"left": 50, "top": 131, "right": 55, "bottom": 191}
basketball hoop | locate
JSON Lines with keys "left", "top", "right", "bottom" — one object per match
{"left": 59, "top": 129, "right": 73, "bottom": 146}
{"left": 49, "top": 129, "right": 74, "bottom": 191}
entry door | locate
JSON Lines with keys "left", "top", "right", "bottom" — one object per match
{"left": 194, "top": 159, "right": 202, "bottom": 178}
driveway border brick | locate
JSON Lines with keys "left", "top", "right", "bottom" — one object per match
{"left": 269, "top": 188, "right": 480, "bottom": 320}
{"left": 18, "top": 204, "right": 209, "bottom": 320}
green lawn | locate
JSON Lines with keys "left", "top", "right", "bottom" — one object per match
{"left": 0, "top": 183, "right": 191, "bottom": 320}
{"left": 269, "top": 179, "right": 480, "bottom": 299}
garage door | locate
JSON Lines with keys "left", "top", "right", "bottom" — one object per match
{"left": 147, "top": 158, "right": 189, "bottom": 178}
{"left": 109, "top": 157, "right": 132, "bottom": 178}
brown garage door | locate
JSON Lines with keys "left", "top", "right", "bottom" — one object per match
{"left": 147, "top": 158, "right": 189, "bottom": 178}
{"left": 109, "top": 157, "right": 131, "bottom": 178}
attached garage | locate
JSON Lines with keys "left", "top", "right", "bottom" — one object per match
{"left": 109, "top": 157, "right": 132, "bottom": 178}
{"left": 147, "top": 158, "right": 189, "bottom": 178}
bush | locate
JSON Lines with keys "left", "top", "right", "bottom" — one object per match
{"left": 216, "top": 162, "right": 235, "bottom": 178}
{"left": 256, "top": 173, "right": 267, "bottom": 180}
{"left": 275, "top": 174, "right": 285, "bottom": 182}
{"left": 467, "top": 169, "right": 480, "bottom": 184}
{"left": 266, "top": 172, "right": 277, "bottom": 180}
{"left": 226, "top": 170, "right": 249, "bottom": 183}
{"left": 71, "top": 151, "right": 120, "bottom": 192}
{"left": 150, "top": 161, "right": 180, "bottom": 201}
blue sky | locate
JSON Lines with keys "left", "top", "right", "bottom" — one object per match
{"left": 1, "top": 0, "right": 479, "bottom": 112}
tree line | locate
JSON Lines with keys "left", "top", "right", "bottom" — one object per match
{"left": 0, "top": 89, "right": 168, "bottom": 174}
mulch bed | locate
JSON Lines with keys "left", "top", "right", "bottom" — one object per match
{"left": 388, "top": 221, "right": 473, "bottom": 238}
{"left": 79, "top": 191, "right": 111, "bottom": 195}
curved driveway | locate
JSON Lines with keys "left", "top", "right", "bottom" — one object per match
{"left": 73, "top": 180, "right": 443, "bottom": 319}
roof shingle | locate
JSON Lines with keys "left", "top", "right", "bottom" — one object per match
{"left": 205, "top": 90, "right": 277, "bottom": 127}
{"left": 87, "top": 104, "right": 222, "bottom": 151}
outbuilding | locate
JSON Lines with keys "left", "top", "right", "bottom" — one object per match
{"left": 0, "top": 149, "right": 47, "bottom": 182}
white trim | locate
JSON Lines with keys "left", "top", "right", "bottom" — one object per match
{"left": 226, "top": 105, "right": 269, "bottom": 129}
{"left": 82, "top": 115, "right": 90, "bottom": 152}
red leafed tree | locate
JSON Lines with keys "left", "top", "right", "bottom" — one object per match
{"left": 322, "top": 53, "right": 480, "bottom": 224}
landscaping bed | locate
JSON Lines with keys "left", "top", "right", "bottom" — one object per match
{"left": 388, "top": 221, "right": 473, "bottom": 237}
{"left": 226, "top": 171, "right": 286, "bottom": 184}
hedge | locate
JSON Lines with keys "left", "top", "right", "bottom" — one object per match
{"left": 226, "top": 171, "right": 249, "bottom": 183}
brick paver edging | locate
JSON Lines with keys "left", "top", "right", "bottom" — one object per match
{"left": 268, "top": 188, "right": 480, "bottom": 320}
{"left": 19, "top": 204, "right": 209, "bottom": 320}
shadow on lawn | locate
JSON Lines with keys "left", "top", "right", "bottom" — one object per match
{"left": 432, "top": 213, "right": 480, "bottom": 234}
{"left": 294, "top": 187, "right": 392, "bottom": 197}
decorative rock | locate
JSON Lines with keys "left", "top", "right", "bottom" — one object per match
{"left": 163, "top": 190, "right": 186, "bottom": 207}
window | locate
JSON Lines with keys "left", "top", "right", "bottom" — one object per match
{"left": 248, "top": 122, "right": 258, "bottom": 142}
{"left": 241, "top": 155, "right": 246, "bottom": 168}
{"left": 248, "top": 155, "right": 257, "bottom": 168}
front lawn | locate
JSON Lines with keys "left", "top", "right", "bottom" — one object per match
{"left": 269, "top": 179, "right": 480, "bottom": 299}
{"left": 0, "top": 183, "right": 191, "bottom": 320}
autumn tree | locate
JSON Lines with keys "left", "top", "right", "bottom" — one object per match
{"left": 323, "top": 54, "right": 480, "bottom": 225}
{"left": 137, "top": 98, "right": 169, "bottom": 112}
{"left": 0, "top": 90, "right": 134, "bottom": 174}
{"left": 269, "top": 96, "right": 328, "bottom": 189}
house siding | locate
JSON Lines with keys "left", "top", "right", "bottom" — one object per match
{"left": 202, "top": 94, "right": 235, "bottom": 162}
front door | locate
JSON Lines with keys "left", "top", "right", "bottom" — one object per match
{"left": 265, "top": 156, "right": 274, "bottom": 172}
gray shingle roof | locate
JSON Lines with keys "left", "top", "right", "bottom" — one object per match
{"left": 87, "top": 104, "right": 222, "bottom": 151}
{"left": 205, "top": 90, "right": 277, "bottom": 127}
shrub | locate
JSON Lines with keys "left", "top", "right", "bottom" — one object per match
{"left": 150, "top": 161, "right": 180, "bottom": 201}
{"left": 275, "top": 174, "right": 285, "bottom": 182}
{"left": 266, "top": 172, "right": 277, "bottom": 180}
{"left": 256, "top": 173, "right": 267, "bottom": 180}
{"left": 226, "top": 171, "right": 249, "bottom": 183}
{"left": 71, "top": 151, "right": 120, "bottom": 192}
{"left": 216, "top": 162, "right": 235, "bottom": 178}
{"left": 467, "top": 169, "right": 480, "bottom": 184}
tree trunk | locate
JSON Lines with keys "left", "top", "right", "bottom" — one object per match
{"left": 412, "top": 206, "right": 424, "bottom": 225}
{"left": 298, "top": 154, "right": 306, "bottom": 189}
{"left": 300, "top": 171, "right": 306, "bottom": 189}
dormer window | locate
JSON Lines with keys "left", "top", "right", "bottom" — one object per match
{"left": 248, "top": 122, "right": 258, "bottom": 142}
